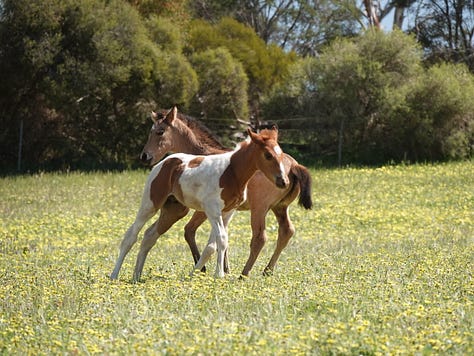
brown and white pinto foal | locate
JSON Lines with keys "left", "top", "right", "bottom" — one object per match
{"left": 110, "top": 117, "right": 288, "bottom": 279}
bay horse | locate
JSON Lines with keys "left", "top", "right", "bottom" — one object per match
{"left": 110, "top": 107, "right": 289, "bottom": 279}
{"left": 137, "top": 107, "right": 313, "bottom": 278}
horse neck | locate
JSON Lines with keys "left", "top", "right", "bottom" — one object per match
{"left": 228, "top": 140, "right": 260, "bottom": 189}
{"left": 174, "top": 119, "right": 228, "bottom": 155}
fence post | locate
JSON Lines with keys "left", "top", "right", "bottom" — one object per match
{"left": 338, "top": 118, "right": 344, "bottom": 167}
{"left": 17, "top": 119, "right": 23, "bottom": 172}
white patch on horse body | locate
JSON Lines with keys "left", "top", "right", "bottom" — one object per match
{"left": 172, "top": 152, "right": 233, "bottom": 212}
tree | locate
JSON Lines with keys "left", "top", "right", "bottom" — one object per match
{"left": 190, "top": 47, "right": 248, "bottom": 124}
{"left": 127, "top": 0, "right": 190, "bottom": 20}
{"left": 192, "top": 0, "right": 361, "bottom": 56}
{"left": 264, "top": 30, "right": 416, "bottom": 163}
{"left": 409, "top": 0, "right": 474, "bottom": 71}
{"left": 316, "top": 30, "right": 426, "bottom": 163}
{"left": 403, "top": 63, "right": 474, "bottom": 160}
{"left": 392, "top": 0, "right": 416, "bottom": 29}
{"left": 189, "top": 0, "right": 240, "bottom": 21}
{"left": 187, "top": 17, "right": 295, "bottom": 118}
{"left": 0, "top": 0, "right": 197, "bottom": 169}
{"left": 145, "top": 15, "right": 183, "bottom": 52}
{"left": 0, "top": 0, "right": 68, "bottom": 167}
{"left": 142, "top": 15, "right": 198, "bottom": 109}
{"left": 264, "top": 29, "right": 474, "bottom": 163}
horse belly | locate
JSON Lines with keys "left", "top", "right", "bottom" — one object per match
{"left": 182, "top": 186, "right": 225, "bottom": 213}
{"left": 178, "top": 172, "right": 224, "bottom": 212}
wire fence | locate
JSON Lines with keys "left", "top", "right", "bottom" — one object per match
{"left": 199, "top": 116, "right": 327, "bottom": 144}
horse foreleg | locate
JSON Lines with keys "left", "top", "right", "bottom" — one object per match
{"left": 133, "top": 198, "right": 189, "bottom": 282}
{"left": 184, "top": 211, "right": 207, "bottom": 271}
{"left": 263, "top": 206, "right": 295, "bottom": 275}
{"left": 110, "top": 204, "right": 156, "bottom": 280}
{"left": 214, "top": 213, "right": 230, "bottom": 278}
{"left": 241, "top": 209, "right": 268, "bottom": 277}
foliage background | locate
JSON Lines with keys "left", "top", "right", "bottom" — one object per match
{"left": 0, "top": 0, "right": 473, "bottom": 170}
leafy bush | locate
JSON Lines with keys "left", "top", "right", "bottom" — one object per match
{"left": 145, "top": 15, "right": 183, "bottom": 53}
{"left": 263, "top": 29, "right": 474, "bottom": 164}
{"left": 190, "top": 47, "right": 248, "bottom": 122}
{"left": 187, "top": 17, "right": 296, "bottom": 108}
{"left": 405, "top": 63, "right": 474, "bottom": 160}
{"left": 0, "top": 0, "right": 198, "bottom": 170}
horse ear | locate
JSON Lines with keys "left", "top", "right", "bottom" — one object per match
{"left": 172, "top": 106, "right": 178, "bottom": 118}
{"left": 269, "top": 124, "right": 279, "bottom": 140}
{"left": 150, "top": 111, "right": 158, "bottom": 124}
{"left": 164, "top": 106, "right": 178, "bottom": 125}
{"left": 247, "top": 128, "right": 263, "bottom": 145}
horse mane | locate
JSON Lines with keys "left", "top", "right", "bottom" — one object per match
{"left": 156, "top": 109, "right": 229, "bottom": 152}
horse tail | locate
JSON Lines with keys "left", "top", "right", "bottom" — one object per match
{"left": 290, "top": 164, "right": 313, "bottom": 210}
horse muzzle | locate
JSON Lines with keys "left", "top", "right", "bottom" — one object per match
{"left": 140, "top": 152, "right": 153, "bottom": 165}
{"left": 275, "top": 175, "right": 289, "bottom": 189}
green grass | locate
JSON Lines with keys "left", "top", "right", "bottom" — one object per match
{"left": 1, "top": 162, "right": 473, "bottom": 355}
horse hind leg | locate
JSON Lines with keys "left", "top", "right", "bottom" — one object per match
{"left": 184, "top": 211, "right": 208, "bottom": 272}
{"left": 133, "top": 198, "right": 189, "bottom": 282}
{"left": 110, "top": 203, "right": 156, "bottom": 280}
{"left": 263, "top": 206, "right": 295, "bottom": 276}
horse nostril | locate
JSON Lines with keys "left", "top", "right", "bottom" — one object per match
{"left": 140, "top": 152, "right": 152, "bottom": 164}
{"left": 276, "top": 176, "right": 287, "bottom": 189}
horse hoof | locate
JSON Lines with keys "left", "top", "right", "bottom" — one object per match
{"left": 263, "top": 268, "right": 273, "bottom": 276}
{"left": 190, "top": 269, "right": 203, "bottom": 277}
{"left": 214, "top": 271, "right": 226, "bottom": 278}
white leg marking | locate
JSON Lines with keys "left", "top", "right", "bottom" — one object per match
{"left": 193, "top": 233, "right": 216, "bottom": 274}
{"left": 110, "top": 209, "right": 154, "bottom": 279}
{"left": 110, "top": 185, "right": 156, "bottom": 280}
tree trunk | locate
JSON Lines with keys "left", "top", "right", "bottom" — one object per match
{"left": 363, "top": 0, "right": 381, "bottom": 29}
{"left": 393, "top": 6, "right": 405, "bottom": 29}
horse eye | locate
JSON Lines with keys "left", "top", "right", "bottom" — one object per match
{"left": 264, "top": 151, "right": 273, "bottom": 160}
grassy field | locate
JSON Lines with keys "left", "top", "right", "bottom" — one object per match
{"left": 0, "top": 162, "right": 473, "bottom": 355}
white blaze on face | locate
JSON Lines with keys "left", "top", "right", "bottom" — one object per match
{"left": 273, "top": 145, "right": 283, "bottom": 156}
{"left": 272, "top": 144, "right": 286, "bottom": 177}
